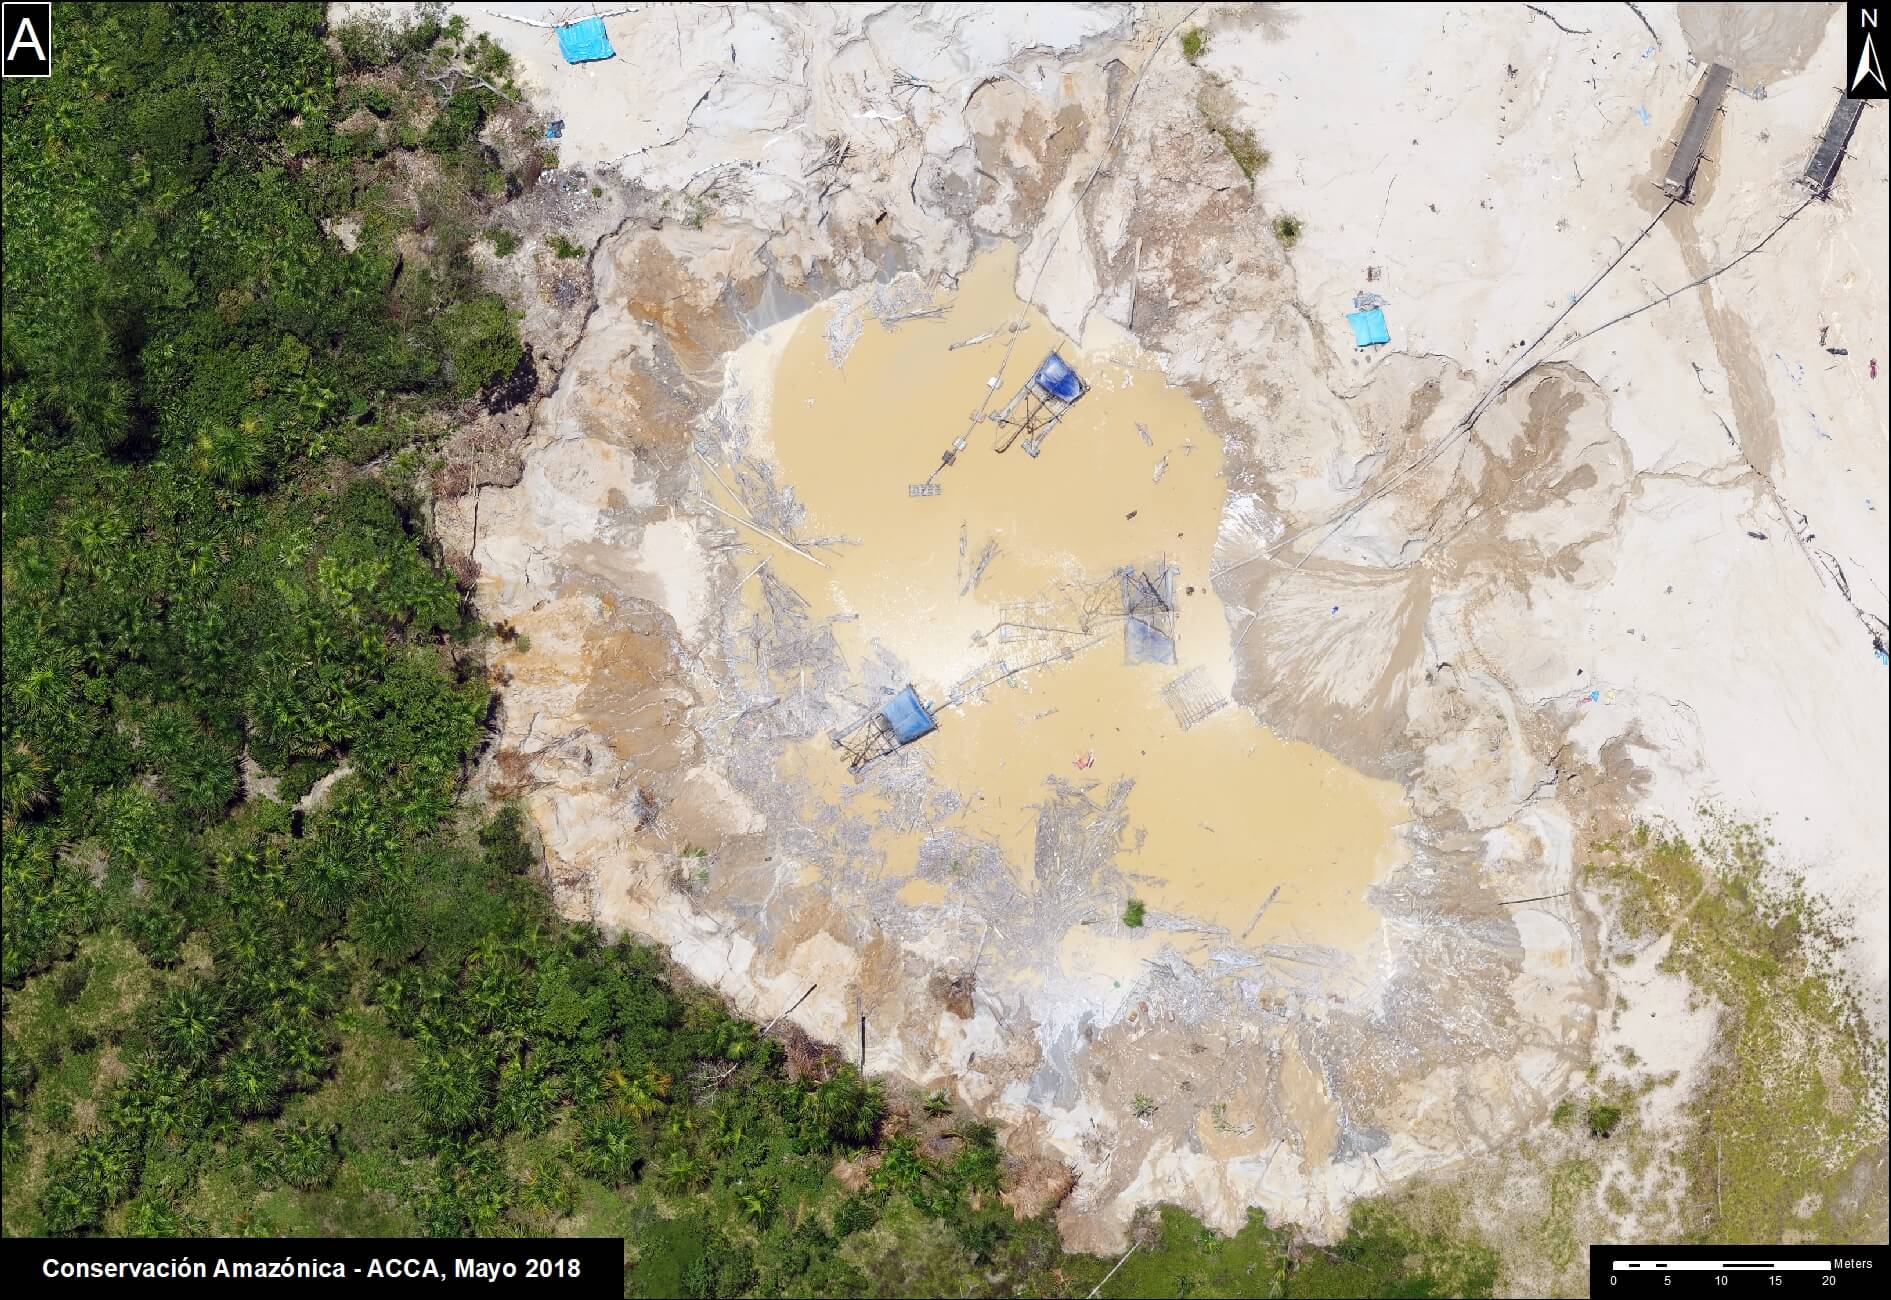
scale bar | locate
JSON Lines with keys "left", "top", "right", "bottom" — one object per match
{"left": 1612, "top": 1261, "right": 1832, "bottom": 1271}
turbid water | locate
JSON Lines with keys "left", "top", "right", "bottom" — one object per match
{"left": 738, "top": 248, "right": 1408, "bottom": 952}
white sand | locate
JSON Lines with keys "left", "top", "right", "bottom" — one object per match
{"left": 401, "top": 0, "right": 1889, "bottom": 1244}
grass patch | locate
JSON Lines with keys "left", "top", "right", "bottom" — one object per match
{"left": 1237, "top": 814, "right": 1890, "bottom": 1296}
{"left": 1197, "top": 85, "right": 1268, "bottom": 185}
{"left": 1205, "top": 117, "right": 1268, "bottom": 183}
{"left": 6, "top": 933, "right": 152, "bottom": 1064}
{"left": 1297, "top": 1201, "right": 1500, "bottom": 1298}
{"left": 1068, "top": 1202, "right": 1498, "bottom": 1299}
{"left": 1180, "top": 27, "right": 1209, "bottom": 64}
{"left": 547, "top": 233, "right": 585, "bottom": 260}
{"left": 1585, "top": 1102, "right": 1623, "bottom": 1139}
{"left": 1123, "top": 898, "right": 1146, "bottom": 928}
{"left": 1536, "top": 1157, "right": 1598, "bottom": 1275}
{"left": 1, "top": 933, "right": 153, "bottom": 1235}
{"left": 1585, "top": 816, "right": 1887, "bottom": 1242}
{"left": 1273, "top": 214, "right": 1304, "bottom": 247}
{"left": 437, "top": 293, "right": 522, "bottom": 397}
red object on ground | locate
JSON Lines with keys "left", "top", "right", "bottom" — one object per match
{"left": 1871, "top": 358, "right": 1879, "bottom": 379}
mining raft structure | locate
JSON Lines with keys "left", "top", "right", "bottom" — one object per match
{"left": 991, "top": 351, "right": 1091, "bottom": 457}
{"left": 831, "top": 686, "right": 941, "bottom": 778}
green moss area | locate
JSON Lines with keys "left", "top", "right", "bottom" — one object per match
{"left": 1088, "top": 1203, "right": 1496, "bottom": 1299}
{"left": 1206, "top": 118, "right": 1269, "bottom": 183}
{"left": 1367, "top": 817, "right": 1889, "bottom": 1296}
{"left": 1585, "top": 818, "right": 1888, "bottom": 1243}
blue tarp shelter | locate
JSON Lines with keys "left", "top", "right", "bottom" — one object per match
{"left": 556, "top": 17, "right": 615, "bottom": 64}
{"left": 1346, "top": 308, "right": 1389, "bottom": 347}
{"left": 1121, "top": 567, "right": 1176, "bottom": 666}
{"left": 994, "top": 350, "right": 1090, "bottom": 454}
{"left": 878, "top": 688, "right": 937, "bottom": 745}
{"left": 1031, "top": 352, "right": 1085, "bottom": 402}
{"left": 1124, "top": 613, "right": 1175, "bottom": 665}
{"left": 834, "top": 684, "right": 938, "bottom": 776}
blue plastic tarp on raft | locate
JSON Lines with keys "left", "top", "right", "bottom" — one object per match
{"left": 1124, "top": 615, "right": 1176, "bottom": 665}
{"left": 1346, "top": 308, "right": 1389, "bottom": 347}
{"left": 878, "top": 687, "right": 938, "bottom": 745}
{"left": 1031, "top": 352, "right": 1085, "bottom": 402}
{"left": 557, "top": 17, "right": 615, "bottom": 64}
{"left": 1122, "top": 569, "right": 1176, "bottom": 665}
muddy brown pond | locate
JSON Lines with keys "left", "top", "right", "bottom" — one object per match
{"left": 727, "top": 247, "right": 1410, "bottom": 955}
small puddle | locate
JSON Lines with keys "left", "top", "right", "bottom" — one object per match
{"left": 739, "top": 247, "right": 1407, "bottom": 953}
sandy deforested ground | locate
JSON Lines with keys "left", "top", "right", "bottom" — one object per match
{"left": 371, "top": 0, "right": 1890, "bottom": 1248}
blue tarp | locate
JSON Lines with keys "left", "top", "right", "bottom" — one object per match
{"left": 1346, "top": 307, "right": 1389, "bottom": 347}
{"left": 1122, "top": 570, "right": 1176, "bottom": 665}
{"left": 878, "top": 687, "right": 937, "bottom": 745}
{"left": 1031, "top": 352, "right": 1085, "bottom": 402}
{"left": 556, "top": 17, "right": 615, "bottom": 64}
{"left": 1124, "top": 615, "right": 1176, "bottom": 665}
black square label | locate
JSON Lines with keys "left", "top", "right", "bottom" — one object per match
{"left": 1851, "top": 3, "right": 1889, "bottom": 99}
{"left": 2, "top": 2, "right": 51, "bottom": 78}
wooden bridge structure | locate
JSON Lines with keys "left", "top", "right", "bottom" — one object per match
{"left": 1661, "top": 63, "right": 1732, "bottom": 202}
{"left": 1801, "top": 95, "right": 1868, "bottom": 199}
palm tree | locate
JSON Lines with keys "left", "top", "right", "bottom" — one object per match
{"left": 224, "top": 1056, "right": 281, "bottom": 1117}
{"left": 712, "top": 1017, "right": 757, "bottom": 1063}
{"left": 576, "top": 1114, "right": 641, "bottom": 1186}
{"left": 153, "top": 984, "right": 228, "bottom": 1072}
{"left": 808, "top": 1071, "right": 883, "bottom": 1149}
{"left": 657, "top": 1147, "right": 706, "bottom": 1192}
{"left": 0, "top": 739, "right": 52, "bottom": 826}
{"left": 606, "top": 1064, "right": 669, "bottom": 1120}
{"left": 735, "top": 1177, "right": 777, "bottom": 1225}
